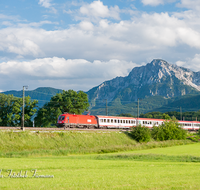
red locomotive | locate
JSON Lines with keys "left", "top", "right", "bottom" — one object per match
{"left": 57, "top": 113, "right": 98, "bottom": 128}
{"left": 57, "top": 113, "right": 200, "bottom": 130}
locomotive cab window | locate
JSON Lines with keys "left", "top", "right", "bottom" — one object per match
{"left": 59, "top": 116, "right": 65, "bottom": 121}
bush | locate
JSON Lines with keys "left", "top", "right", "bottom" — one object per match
{"left": 151, "top": 120, "right": 187, "bottom": 141}
{"left": 130, "top": 124, "right": 151, "bottom": 143}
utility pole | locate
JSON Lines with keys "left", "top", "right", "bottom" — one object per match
{"left": 136, "top": 99, "right": 139, "bottom": 126}
{"left": 137, "top": 99, "right": 139, "bottom": 118}
{"left": 180, "top": 107, "right": 182, "bottom": 121}
{"left": 106, "top": 99, "right": 108, "bottom": 116}
{"left": 21, "top": 86, "right": 28, "bottom": 131}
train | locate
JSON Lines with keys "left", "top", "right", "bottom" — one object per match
{"left": 57, "top": 113, "right": 200, "bottom": 130}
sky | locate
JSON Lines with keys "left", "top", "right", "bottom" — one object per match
{"left": 0, "top": 0, "right": 200, "bottom": 92}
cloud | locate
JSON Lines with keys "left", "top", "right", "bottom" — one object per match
{"left": 1, "top": 9, "right": 200, "bottom": 62}
{"left": 177, "top": 0, "right": 200, "bottom": 10}
{"left": 39, "top": 0, "right": 52, "bottom": 8}
{"left": 176, "top": 54, "right": 200, "bottom": 71}
{"left": 38, "top": 0, "right": 57, "bottom": 13}
{"left": 141, "top": 0, "right": 164, "bottom": 6}
{"left": 141, "top": 0, "right": 177, "bottom": 6}
{"left": 78, "top": 1, "right": 120, "bottom": 22}
{"left": 0, "top": 57, "right": 137, "bottom": 91}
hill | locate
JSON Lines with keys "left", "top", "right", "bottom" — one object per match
{"left": 2, "top": 87, "right": 63, "bottom": 107}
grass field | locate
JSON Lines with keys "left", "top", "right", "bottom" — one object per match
{"left": 1, "top": 143, "right": 200, "bottom": 189}
{"left": 0, "top": 130, "right": 193, "bottom": 157}
{"left": 1, "top": 130, "right": 200, "bottom": 189}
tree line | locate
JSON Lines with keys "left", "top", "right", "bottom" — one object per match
{"left": 1, "top": 89, "right": 200, "bottom": 127}
{"left": 0, "top": 90, "right": 89, "bottom": 127}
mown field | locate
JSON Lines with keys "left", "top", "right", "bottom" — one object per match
{"left": 0, "top": 130, "right": 200, "bottom": 189}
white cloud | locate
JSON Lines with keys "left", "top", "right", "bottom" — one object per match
{"left": 39, "top": 0, "right": 52, "bottom": 8}
{"left": 79, "top": 1, "right": 120, "bottom": 21}
{"left": 0, "top": 10, "right": 200, "bottom": 62}
{"left": 141, "top": 0, "right": 164, "bottom": 6}
{"left": 176, "top": 54, "right": 200, "bottom": 71}
{"left": 0, "top": 57, "right": 137, "bottom": 91}
{"left": 38, "top": 0, "right": 57, "bottom": 13}
{"left": 177, "top": 0, "right": 200, "bottom": 10}
{"left": 79, "top": 21, "right": 94, "bottom": 31}
{"left": 141, "top": 0, "right": 177, "bottom": 6}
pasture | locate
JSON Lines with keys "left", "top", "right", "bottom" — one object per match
{"left": 1, "top": 143, "right": 200, "bottom": 189}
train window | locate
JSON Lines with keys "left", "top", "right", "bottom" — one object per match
{"left": 58, "top": 116, "right": 65, "bottom": 121}
{"left": 129, "top": 120, "right": 131, "bottom": 124}
{"left": 104, "top": 119, "right": 106, "bottom": 123}
{"left": 143, "top": 121, "right": 145, "bottom": 124}
{"left": 150, "top": 122, "right": 152, "bottom": 125}
{"left": 120, "top": 120, "right": 122, "bottom": 123}
{"left": 123, "top": 120, "right": 125, "bottom": 123}
{"left": 131, "top": 120, "right": 133, "bottom": 124}
{"left": 126, "top": 120, "right": 128, "bottom": 123}
{"left": 107, "top": 119, "right": 110, "bottom": 123}
{"left": 111, "top": 119, "right": 113, "bottom": 123}
{"left": 114, "top": 119, "right": 117, "bottom": 123}
{"left": 100, "top": 119, "right": 103, "bottom": 122}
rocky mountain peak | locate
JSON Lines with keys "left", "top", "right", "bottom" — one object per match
{"left": 87, "top": 59, "right": 200, "bottom": 104}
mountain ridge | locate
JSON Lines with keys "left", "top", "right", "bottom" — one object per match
{"left": 1, "top": 59, "right": 200, "bottom": 115}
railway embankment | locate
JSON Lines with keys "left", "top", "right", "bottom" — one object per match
{"left": 0, "top": 130, "right": 195, "bottom": 158}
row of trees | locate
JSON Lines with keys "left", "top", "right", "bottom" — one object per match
{"left": 0, "top": 90, "right": 89, "bottom": 127}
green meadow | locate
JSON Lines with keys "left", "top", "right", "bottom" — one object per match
{"left": 1, "top": 130, "right": 200, "bottom": 189}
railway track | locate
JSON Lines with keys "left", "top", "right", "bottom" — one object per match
{"left": 0, "top": 126, "right": 124, "bottom": 132}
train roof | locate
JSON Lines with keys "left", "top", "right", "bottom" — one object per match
{"left": 96, "top": 115, "right": 136, "bottom": 120}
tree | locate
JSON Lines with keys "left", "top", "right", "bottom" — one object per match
{"left": 130, "top": 124, "right": 151, "bottom": 142}
{"left": 151, "top": 118, "right": 186, "bottom": 141}
{"left": 35, "top": 90, "right": 90, "bottom": 127}
{"left": 118, "top": 113, "right": 135, "bottom": 117}
{"left": 0, "top": 94, "right": 38, "bottom": 127}
{"left": 162, "top": 113, "right": 171, "bottom": 120}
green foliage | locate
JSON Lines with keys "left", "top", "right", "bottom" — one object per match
{"left": 35, "top": 90, "right": 90, "bottom": 127}
{"left": 118, "top": 113, "right": 135, "bottom": 117}
{"left": 140, "top": 112, "right": 171, "bottom": 120}
{"left": 130, "top": 124, "right": 151, "bottom": 142}
{"left": 0, "top": 94, "right": 38, "bottom": 127}
{"left": 151, "top": 119, "right": 187, "bottom": 141}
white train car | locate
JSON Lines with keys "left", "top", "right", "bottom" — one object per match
{"left": 137, "top": 118, "right": 164, "bottom": 128}
{"left": 96, "top": 115, "right": 200, "bottom": 130}
{"left": 96, "top": 115, "right": 136, "bottom": 129}
{"left": 179, "top": 120, "right": 200, "bottom": 130}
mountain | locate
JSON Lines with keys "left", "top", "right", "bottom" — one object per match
{"left": 87, "top": 59, "right": 200, "bottom": 115}
{"left": 153, "top": 94, "right": 200, "bottom": 113}
{"left": 2, "top": 59, "right": 200, "bottom": 115}
{"left": 2, "top": 87, "right": 63, "bottom": 107}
